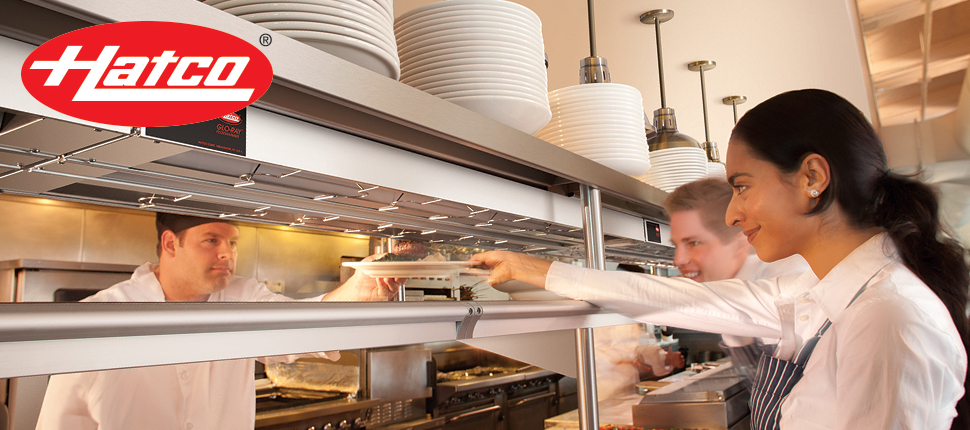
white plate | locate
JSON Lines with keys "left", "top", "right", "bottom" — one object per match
{"left": 399, "top": 38, "right": 538, "bottom": 61}
{"left": 397, "top": 27, "right": 543, "bottom": 57}
{"left": 446, "top": 94, "right": 551, "bottom": 134}
{"left": 401, "top": 63, "right": 547, "bottom": 86}
{"left": 584, "top": 157, "right": 650, "bottom": 176}
{"left": 396, "top": 9, "right": 540, "bottom": 37}
{"left": 275, "top": 29, "right": 400, "bottom": 79}
{"left": 343, "top": 261, "right": 478, "bottom": 278}
{"left": 403, "top": 69, "right": 547, "bottom": 90}
{"left": 397, "top": 0, "right": 541, "bottom": 29}
{"left": 402, "top": 55, "right": 544, "bottom": 79}
{"left": 401, "top": 48, "right": 541, "bottom": 73}
{"left": 421, "top": 83, "right": 548, "bottom": 102}
{"left": 221, "top": 1, "right": 387, "bottom": 26}
{"left": 396, "top": 17, "right": 542, "bottom": 46}
{"left": 255, "top": 20, "right": 398, "bottom": 55}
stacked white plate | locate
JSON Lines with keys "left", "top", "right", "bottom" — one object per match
{"left": 205, "top": 0, "right": 400, "bottom": 80}
{"left": 535, "top": 83, "right": 651, "bottom": 177}
{"left": 639, "top": 147, "right": 708, "bottom": 192}
{"left": 707, "top": 161, "right": 726, "bottom": 179}
{"left": 396, "top": 0, "right": 551, "bottom": 134}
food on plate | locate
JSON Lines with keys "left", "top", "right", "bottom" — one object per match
{"left": 375, "top": 240, "right": 436, "bottom": 262}
{"left": 393, "top": 240, "right": 428, "bottom": 260}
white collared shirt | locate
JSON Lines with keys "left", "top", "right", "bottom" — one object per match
{"left": 546, "top": 233, "right": 966, "bottom": 429}
{"left": 36, "top": 263, "right": 328, "bottom": 430}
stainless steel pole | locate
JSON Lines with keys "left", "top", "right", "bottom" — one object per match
{"left": 576, "top": 184, "right": 604, "bottom": 430}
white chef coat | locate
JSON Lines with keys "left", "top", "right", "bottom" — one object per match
{"left": 36, "top": 263, "right": 329, "bottom": 430}
{"left": 546, "top": 233, "right": 966, "bottom": 429}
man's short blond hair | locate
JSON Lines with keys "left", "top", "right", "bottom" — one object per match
{"left": 663, "top": 178, "right": 742, "bottom": 243}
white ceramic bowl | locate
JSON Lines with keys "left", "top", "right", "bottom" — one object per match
{"left": 398, "top": 38, "right": 537, "bottom": 61}
{"left": 550, "top": 108, "right": 645, "bottom": 123}
{"left": 560, "top": 139, "right": 650, "bottom": 150}
{"left": 435, "top": 88, "right": 548, "bottom": 106}
{"left": 403, "top": 69, "right": 546, "bottom": 89}
{"left": 213, "top": 0, "right": 391, "bottom": 23}
{"left": 397, "top": 0, "right": 541, "bottom": 28}
{"left": 419, "top": 83, "right": 547, "bottom": 101}
{"left": 396, "top": 17, "right": 541, "bottom": 46}
{"left": 274, "top": 29, "right": 400, "bottom": 79}
{"left": 401, "top": 48, "right": 541, "bottom": 72}
{"left": 540, "top": 130, "right": 649, "bottom": 142}
{"left": 397, "top": 27, "right": 543, "bottom": 56}
{"left": 223, "top": 2, "right": 387, "bottom": 27}
{"left": 542, "top": 116, "right": 643, "bottom": 130}
{"left": 445, "top": 94, "right": 551, "bottom": 134}
{"left": 402, "top": 55, "right": 544, "bottom": 79}
{"left": 401, "top": 63, "right": 547, "bottom": 86}
{"left": 396, "top": 8, "right": 540, "bottom": 37}
{"left": 586, "top": 158, "right": 650, "bottom": 177}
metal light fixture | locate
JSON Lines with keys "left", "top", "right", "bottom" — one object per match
{"left": 640, "top": 9, "right": 700, "bottom": 152}
{"left": 722, "top": 95, "right": 747, "bottom": 124}
{"left": 579, "top": 0, "right": 610, "bottom": 84}
{"left": 688, "top": 60, "right": 720, "bottom": 162}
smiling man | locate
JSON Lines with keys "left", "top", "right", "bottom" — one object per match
{"left": 664, "top": 178, "right": 809, "bottom": 379}
{"left": 36, "top": 212, "right": 402, "bottom": 430}
{"left": 665, "top": 178, "right": 808, "bottom": 284}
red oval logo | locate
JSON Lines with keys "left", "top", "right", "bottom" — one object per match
{"left": 220, "top": 112, "right": 241, "bottom": 124}
{"left": 21, "top": 21, "right": 273, "bottom": 127}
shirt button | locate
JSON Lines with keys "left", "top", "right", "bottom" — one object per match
{"left": 799, "top": 298, "right": 809, "bottom": 303}
{"left": 185, "top": 424, "right": 193, "bottom": 430}
{"left": 799, "top": 315, "right": 809, "bottom": 321}
{"left": 180, "top": 371, "right": 188, "bottom": 380}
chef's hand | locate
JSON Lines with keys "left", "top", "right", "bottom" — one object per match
{"left": 323, "top": 254, "right": 406, "bottom": 302}
{"left": 468, "top": 251, "right": 552, "bottom": 288}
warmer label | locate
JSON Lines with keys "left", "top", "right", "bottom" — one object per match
{"left": 21, "top": 21, "right": 273, "bottom": 127}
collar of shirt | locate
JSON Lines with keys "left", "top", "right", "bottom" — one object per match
{"left": 130, "top": 262, "right": 168, "bottom": 301}
{"left": 807, "top": 232, "right": 898, "bottom": 321}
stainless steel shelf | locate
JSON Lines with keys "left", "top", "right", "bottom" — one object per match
{"left": 0, "top": 300, "right": 637, "bottom": 379}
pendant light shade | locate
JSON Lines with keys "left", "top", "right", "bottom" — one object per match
{"left": 640, "top": 9, "right": 701, "bottom": 152}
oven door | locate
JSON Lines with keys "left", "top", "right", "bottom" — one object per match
{"left": 505, "top": 392, "right": 556, "bottom": 430}
{"left": 442, "top": 404, "right": 502, "bottom": 430}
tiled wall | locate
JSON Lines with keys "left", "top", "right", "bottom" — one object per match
{"left": 0, "top": 195, "right": 371, "bottom": 296}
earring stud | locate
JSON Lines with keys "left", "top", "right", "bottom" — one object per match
{"left": 809, "top": 189, "right": 819, "bottom": 198}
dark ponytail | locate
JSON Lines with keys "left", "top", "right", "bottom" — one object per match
{"left": 873, "top": 172, "right": 970, "bottom": 429}
{"left": 733, "top": 89, "right": 970, "bottom": 427}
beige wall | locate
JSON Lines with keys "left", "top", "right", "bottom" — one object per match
{"left": 0, "top": 195, "right": 371, "bottom": 296}
{"left": 394, "top": 0, "right": 873, "bottom": 154}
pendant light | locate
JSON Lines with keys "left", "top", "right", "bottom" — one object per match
{"left": 580, "top": 0, "right": 609, "bottom": 84}
{"left": 722, "top": 95, "right": 747, "bottom": 124}
{"left": 688, "top": 60, "right": 719, "bottom": 163}
{"left": 640, "top": 9, "right": 700, "bottom": 151}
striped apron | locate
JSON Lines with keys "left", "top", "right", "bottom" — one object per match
{"left": 749, "top": 281, "right": 874, "bottom": 430}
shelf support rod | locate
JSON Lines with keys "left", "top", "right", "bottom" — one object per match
{"left": 576, "top": 184, "right": 604, "bottom": 430}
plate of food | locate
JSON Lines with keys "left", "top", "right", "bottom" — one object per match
{"left": 343, "top": 260, "right": 479, "bottom": 278}
{"left": 343, "top": 240, "right": 479, "bottom": 278}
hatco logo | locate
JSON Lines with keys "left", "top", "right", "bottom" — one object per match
{"left": 220, "top": 112, "right": 241, "bottom": 124}
{"left": 21, "top": 21, "right": 273, "bottom": 127}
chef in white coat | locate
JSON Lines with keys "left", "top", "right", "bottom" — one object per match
{"left": 36, "top": 213, "right": 404, "bottom": 430}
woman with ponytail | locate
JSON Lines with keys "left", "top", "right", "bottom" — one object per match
{"left": 471, "top": 89, "right": 969, "bottom": 429}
